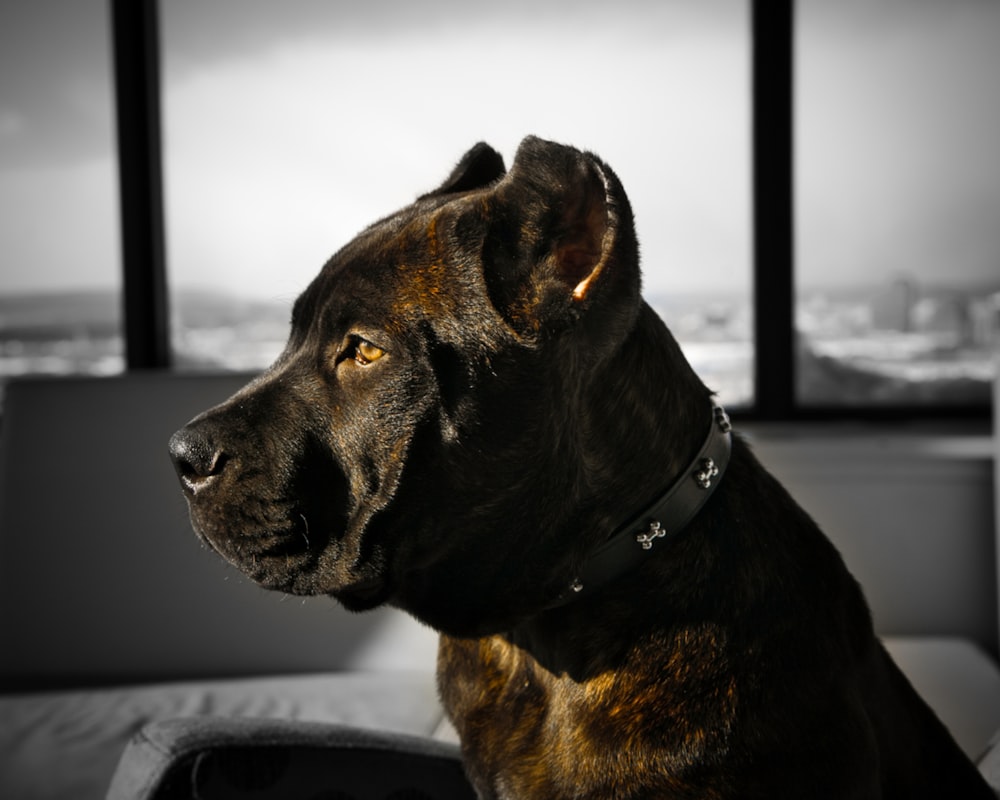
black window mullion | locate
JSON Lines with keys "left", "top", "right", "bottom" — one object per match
{"left": 111, "top": 0, "right": 171, "bottom": 370}
{"left": 751, "top": 0, "right": 796, "bottom": 419}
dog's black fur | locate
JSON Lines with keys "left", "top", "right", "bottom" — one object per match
{"left": 170, "top": 137, "right": 993, "bottom": 798}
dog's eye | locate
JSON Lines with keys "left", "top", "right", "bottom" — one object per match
{"left": 353, "top": 339, "right": 385, "bottom": 366}
{"left": 331, "top": 335, "right": 388, "bottom": 370}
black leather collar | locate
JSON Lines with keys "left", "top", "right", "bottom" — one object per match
{"left": 547, "top": 404, "right": 732, "bottom": 609}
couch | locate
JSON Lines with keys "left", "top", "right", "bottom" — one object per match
{"left": 1, "top": 371, "right": 998, "bottom": 798}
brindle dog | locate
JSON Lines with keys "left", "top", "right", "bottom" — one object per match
{"left": 169, "top": 137, "right": 993, "bottom": 798}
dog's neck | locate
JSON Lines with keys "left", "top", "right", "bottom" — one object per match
{"left": 566, "top": 302, "right": 722, "bottom": 540}
{"left": 502, "top": 304, "right": 731, "bottom": 678}
{"left": 546, "top": 400, "right": 732, "bottom": 609}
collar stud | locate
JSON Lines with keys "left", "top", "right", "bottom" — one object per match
{"left": 694, "top": 458, "right": 720, "bottom": 490}
{"left": 635, "top": 520, "right": 666, "bottom": 550}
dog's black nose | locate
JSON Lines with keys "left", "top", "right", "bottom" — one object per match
{"left": 169, "top": 425, "right": 228, "bottom": 491}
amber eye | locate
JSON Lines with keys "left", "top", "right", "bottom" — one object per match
{"left": 354, "top": 339, "right": 385, "bottom": 366}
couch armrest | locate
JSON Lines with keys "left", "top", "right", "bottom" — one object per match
{"left": 107, "top": 717, "right": 475, "bottom": 800}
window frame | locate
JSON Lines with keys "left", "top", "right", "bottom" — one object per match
{"left": 110, "top": 0, "right": 990, "bottom": 423}
{"left": 111, "top": 0, "right": 170, "bottom": 371}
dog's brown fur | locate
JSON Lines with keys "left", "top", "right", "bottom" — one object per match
{"left": 170, "top": 137, "right": 993, "bottom": 798}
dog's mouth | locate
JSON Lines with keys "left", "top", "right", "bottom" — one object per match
{"left": 188, "top": 488, "right": 403, "bottom": 608}
{"left": 194, "top": 512, "right": 394, "bottom": 605}
{"left": 333, "top": 575, "right": 392, "bottom": 610}
{"left": 190, "top": 503, "right": 324, "bottom": 590}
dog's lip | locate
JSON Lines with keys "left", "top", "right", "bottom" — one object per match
{"left": 230, "top": 536, "right": 323, "bottom": 594}
{"left": 334, "top": 576, "right": 390, "bottom": 609}
{"left": 189, "top": 510, "right": 393, "bottom": 602}
{"left": 191, "top": 517, "right": 318, "bottom": 577}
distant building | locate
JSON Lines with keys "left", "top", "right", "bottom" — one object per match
{"left": 970, "top": 292, "right": 1000, "bottom": 347}
{"left": 871, "top": 276, "right": 918, "bottom": 332}
{"left": 912, "top": 294, "right": 971, "bottom": 343}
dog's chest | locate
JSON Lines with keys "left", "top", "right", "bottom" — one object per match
{"left": 437, "top": 631, "right": 737, "bottom": 800}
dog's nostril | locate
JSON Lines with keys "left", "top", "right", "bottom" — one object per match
{"left": 178, "top": 450, "right": 227, "bottom": 480}
{"left": 168, "top": 427, "right": 229, "bottom": 485}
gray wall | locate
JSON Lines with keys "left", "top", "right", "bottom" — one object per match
{"left": 748, "top": 427, "right": 996, "bottom": 655}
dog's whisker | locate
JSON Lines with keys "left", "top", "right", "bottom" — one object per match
{"left": 299, "top": 514, "right": 312, "bottom": 549}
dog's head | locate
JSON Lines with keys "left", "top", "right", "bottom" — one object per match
{"left": 169, "top": 136, "right": 703, "bottom": 635}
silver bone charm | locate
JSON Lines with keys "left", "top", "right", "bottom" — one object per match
{"left": 714, "top": 406, "right": 732, "bottom": 433}
{"left": 694, "top": 457, "right": 719, "bottom": 490}
{"left": 636, "top": 520, "right": 667, "bottom": 551}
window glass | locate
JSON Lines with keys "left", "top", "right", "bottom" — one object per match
{"left": 161, "top": 0, "right": 752, "bottom": 405}
{"left": 796, "top": 0, "right": 1000, "bottom": 407}
{"left": 0, "top": 0, "right": 122, "bottom": 401}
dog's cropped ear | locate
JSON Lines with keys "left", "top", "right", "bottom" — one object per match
{"left": 549, "top": 154, "right": 612, "bottom": 304}
{"left": 481, "top": 136, "right": 640, "bottom": 343}
{"left": 419, "top": 142, "right": 507, "bottom": 200}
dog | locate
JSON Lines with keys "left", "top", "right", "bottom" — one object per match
{"left": 169, "top": 136, "right": 993, "bottom": 798}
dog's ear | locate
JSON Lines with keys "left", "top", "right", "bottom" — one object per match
{"left": 420, "top": 142, "right": 506, "bottom": 200}
{"left": 546, "top": 153, "right": 611, "bottom": 304}
{"left": 481, "top": 137, "right": 640, "bottom": 343}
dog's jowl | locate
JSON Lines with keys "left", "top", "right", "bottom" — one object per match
{"left": 169, "top": 137, "right": 993, "bottom": 798}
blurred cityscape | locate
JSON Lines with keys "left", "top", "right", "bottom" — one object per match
{"left": 796, "top": 278, "right": 999, "bottom": 406}
{"left": 1, "top": 278, "right": 997, "bottom": 411}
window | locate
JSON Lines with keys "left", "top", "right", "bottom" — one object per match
{"left": 0, "top": 0, "right": 122, "bottom": 399}
{"left": 159, "top": 0, "right": 753, "bottom": 406}
{"left": 796, "top": 0, "right": 1000, "bottom": 408}
{"left": 4, "top": 1, "right": 994, "bottom": 420}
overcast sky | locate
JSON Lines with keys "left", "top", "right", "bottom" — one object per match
{"left": 0, "top": 0, "right": 997, "bottom": 300}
